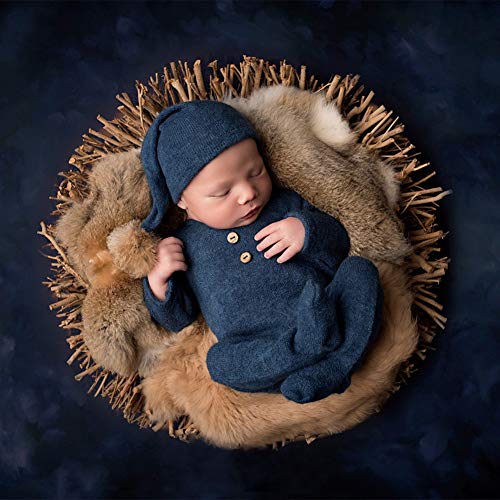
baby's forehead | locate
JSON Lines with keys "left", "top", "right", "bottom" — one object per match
{"left": 185, "top": 140, "right": 263, "bottom": 192}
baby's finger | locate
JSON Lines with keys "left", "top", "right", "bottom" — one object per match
{"left": 158, "top": 237, "right": 184, "bottom": 250}
{"left": 276, "top": 246, "right": 297, "bottom": 264}
{"left": 263, "top": 240, "right": 288, "bottom": 260}
{"left": 172, "top": 259, "right": 188, "bottom": 271}
{"left": 169, "top": 250, "right": 185, "bottom": 260}
{"left": 171, "top": 251, "right": 187, "bottom": 261}
{"left": 158, "top": 246, "right": 184, "bottom": 260}
{"left": 256, "top": 232, "right": 280, "bottom": 252}
{"left": 254, "top": 222, "right": 277, "bottom": 241}
{"left": 170, "top": 238, "right": 184, "bottom": 247}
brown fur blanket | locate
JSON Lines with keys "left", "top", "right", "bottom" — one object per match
{"left": 54, "top": 84, "right": 418, "bottom": 449}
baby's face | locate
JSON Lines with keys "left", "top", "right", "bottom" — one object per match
{"left": 176, "top": 138, "right": 273, "bottom": 229}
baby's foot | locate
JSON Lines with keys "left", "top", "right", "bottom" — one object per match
{"left": 280, "top": 354, "right": 352, "bottom": 404}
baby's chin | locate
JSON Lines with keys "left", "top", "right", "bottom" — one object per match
{"left": 233, "top": 217, "right": 258, "bottom": 228}
{"left": 208, "top": 215, "right": 260, "bottom": 230}
{"left": 200, "top": 208, "right": 262, "bottom": 229}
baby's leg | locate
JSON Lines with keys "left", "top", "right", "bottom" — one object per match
{"left": 205, "top": 275, "right": 346, "bottom": 393}
{"left": 280, "top": 256, "right": 384, "bottom": 404}
{"left": 293, "top": 277, "right": 344, "bottom": 356}
{"left": 206, "top": 327, "right": 328, "bottom": 394}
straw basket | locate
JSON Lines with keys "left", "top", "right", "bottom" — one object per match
{"left": 38, "top": 55, "right": 451, "bottom": 449}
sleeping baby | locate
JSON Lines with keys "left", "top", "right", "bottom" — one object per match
{"left": 140, "top": 100, "right": 384, "bottom": 404}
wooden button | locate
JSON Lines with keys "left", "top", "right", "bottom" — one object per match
{"left": 240, "top": 251, "right": 252, "bottom": 263}
{"left": 227, "top": 231, "right": 239, "bottom": 244}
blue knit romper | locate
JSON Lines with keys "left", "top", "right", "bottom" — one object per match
{"left": 143, "top": 186, "right": 384, "bottom": 403}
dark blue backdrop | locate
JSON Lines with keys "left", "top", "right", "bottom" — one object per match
{"left": 1, "top": 1, "right": 499, "bottom": 498}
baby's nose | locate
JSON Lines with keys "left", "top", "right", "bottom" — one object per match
{"left": 239, "top": 188, "right": 258, "bottom": 204}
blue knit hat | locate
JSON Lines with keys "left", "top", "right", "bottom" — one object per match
{"left": 140, "top": 100, "right": 261, "bottom": 232}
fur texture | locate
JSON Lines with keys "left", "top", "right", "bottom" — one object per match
{"left": 141, "top": 261, "right": 417, "bottom": 449}
{"left": 223, "top": 86, "right": 412, "bottom": 262}
{"left": 55, "top": 150, "right": 176, "bottom": 378}
{"left": 54, "top": 84, "right": 418, "bottom": 447}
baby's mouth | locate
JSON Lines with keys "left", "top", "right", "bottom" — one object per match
{"left": 242, "top": 206, "right": 260, "bottom": 219}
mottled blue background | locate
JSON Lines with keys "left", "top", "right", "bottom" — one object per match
{"left": 1, "top": 0, "right": 499, "bottom": 498}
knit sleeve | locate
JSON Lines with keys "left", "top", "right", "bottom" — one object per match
{"left": 283, "top": 197, "right": 350, "bottom": 275}
{"left": 142, "top": 272, "right": 200, "bottom": 333}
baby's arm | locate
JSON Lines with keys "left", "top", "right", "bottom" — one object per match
{"left": 283, "top": 198, "right": 350, "bottom": 274}
{"left": 143, "top": 272, "right": 200, "bottom": 333}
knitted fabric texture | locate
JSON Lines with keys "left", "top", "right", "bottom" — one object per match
{"left": 143, "top": 186, "right": 384, "bottom": 404}
{"left": 140, "top": 100, "right": 261, "bottom": 233}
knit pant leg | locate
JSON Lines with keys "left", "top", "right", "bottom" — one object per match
{"left": 205, "top": 274, "right": 346, "bottom": 393}
{"left": 206, "top": 328, "right": 329, "bottom": 392}
{"left": 293, "top": 277, "right": 344, "bottom": 356}
{"left": 280, "top": 256, "right": 384, "bottom": 404}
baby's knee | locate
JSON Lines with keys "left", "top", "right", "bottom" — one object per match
{"left": 339, "top": 256, "right": 380, "bottom": 283}
{"left": 344, "top": 255, "right": 377, "bottom": 272}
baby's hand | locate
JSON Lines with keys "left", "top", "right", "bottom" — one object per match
{"left": 254, "top": 217, "right": 305, "bottom": 264}
{"left": 147, "top": 237, "right": 187, "bottom": 299}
